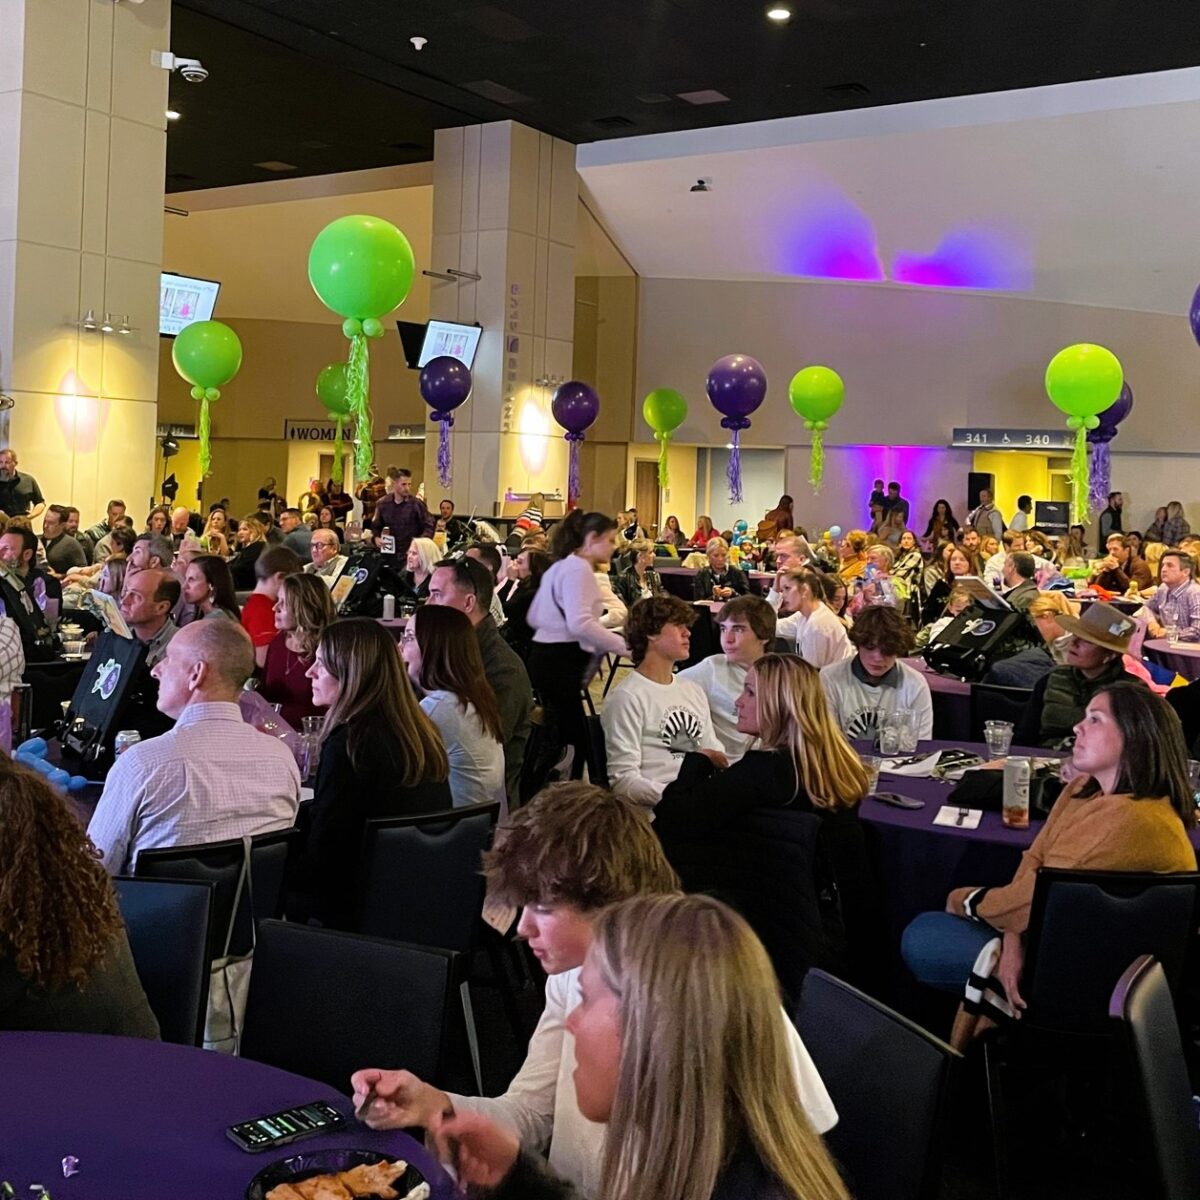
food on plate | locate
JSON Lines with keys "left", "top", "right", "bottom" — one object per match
{"left": 265, "top": 1159, "right": 428, "bottom": 1200}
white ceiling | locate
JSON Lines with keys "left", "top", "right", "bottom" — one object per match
{"left": 577, "top": 68, "right": 1200, "bottom": 315}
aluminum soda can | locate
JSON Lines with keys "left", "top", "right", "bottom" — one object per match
{"left": 114, "top": 729, "right": 142, "bottom": 757}
{"left": 1002, "top": 756, "right": 1031, "bottom": 829}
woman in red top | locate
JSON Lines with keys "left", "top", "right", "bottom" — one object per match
{"left": 690, "top": 515, "right": 714, "bottom": 548}
{"left": 240, "top": 545, "right": 302, "bottom": 668}
{"left": 261, "top": 573, "right": 335, "bottom": 727}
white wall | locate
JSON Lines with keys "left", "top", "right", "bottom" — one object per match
{"left": 1109, "top": 453, "right": 1200, "bottom": 534}
{"left": 696, "top": 448, "right": 785, "bottom": 533}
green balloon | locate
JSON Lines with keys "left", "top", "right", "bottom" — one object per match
{"left": 1044, "top": 343, "right": 1123, "bottom": 419}
{"left": 788, "top": 366, "right": 844, "bottom": 422}
{"left": 642, "top": 388, "right": 687, "bottom": 435}
{"left": 308, "top": 215, "right": 415, "bottom": 320}
{"left": 315, "top": 362, "right": 354, "bottom": 417}
{"left": 172, "top": 320, "right": 243, "bottom": 390}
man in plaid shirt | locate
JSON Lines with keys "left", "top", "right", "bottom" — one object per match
{"left": 1144, "top": 551, "right": 1200, "bottom": 642}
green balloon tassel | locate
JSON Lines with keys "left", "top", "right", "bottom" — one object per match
{"left": 199, "top": 390, "right": 216, "bottom": 479}
{"left": 809, "top": 427, "right": 825, "bottom": 492}
{"left": 332, "top": 416, "right": 345, "bottom": 485}
{"left": 656, "top": 431, "right": 670, "bottom": 489}
{"left": 345, "top": 333, "right": 374, "bottom": 479}
{"left": 1069, "top": 424, "right": 1090, "bottom": 525}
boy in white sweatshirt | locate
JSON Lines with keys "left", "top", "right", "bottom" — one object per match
{"left": 351, "top": 784, "right": 837, "bottom": 1197}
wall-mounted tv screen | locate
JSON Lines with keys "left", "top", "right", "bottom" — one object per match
{"left": 160, "top": 272, "right": 221, "bottom": 337}
{"left": 419, "top": 320, "right": 482, "bottom": 369}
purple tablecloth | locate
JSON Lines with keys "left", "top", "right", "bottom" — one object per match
{"left": 0, "top": 1032, "right": 454, "bottom": 1200}
{"left": 1144, "top": 638, "right": 1200, "bottom": 682}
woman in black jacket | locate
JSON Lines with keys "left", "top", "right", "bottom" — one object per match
{"left": 691, "top": 537, "right": 748, "bottom": 601}
{"left": 288, "top": 619, "right": 451, "bottom": 927}
{"left": 501, "top": 546, "right": 550, "bottom": 661}
{"left": 434, "top": 894, "right": 849, "bottom": 1200}
{"left": 613, "top": 539, "right": 665, "bottom": 607}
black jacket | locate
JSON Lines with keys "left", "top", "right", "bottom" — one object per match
{"left": 613, "top": 566, "right": 664, "bottom": 607}
{"left": 693, "top": 565, "right": 748, "bottom": 600}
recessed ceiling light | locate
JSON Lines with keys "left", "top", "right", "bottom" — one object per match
{"left": 766, "top": 5, "right": 792, "bottom": 22}
{"left": 165, "top": 109, "right": 181, "bottom": 120}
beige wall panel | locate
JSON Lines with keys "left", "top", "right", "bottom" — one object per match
{"left": 21, "top": 0, "right": 88, "bottom": 107}
{"left": 100, "top": 257, "right": 159, "bottom": 401}
{"left": 535, "top": 133, "right": 553, "bottom": 243}
{"left": 81, "top": 109, "right": 110, "bottom": 254}
{"left": 474, "top": 230, "right": 509, "bottom": 329}
{"left": 477, "top": 122, "right": 512, "bottom": 231}
{"left": 532, "top": 237, "right": 549, "bottom": 337}
{"left": 506, "top": 230, "right": 537, "bottom": 333}
{"left": 0, "top": 238, "right": 16, "bottom": 372}
{"left": 0, "top": 93, "right": 20, "bottom": 242}
{"left": 75, "top": 251, "right": 106, "bottom": 393}
{"left": 544, "top": 242, "right": 575, "bottom": 344}
{"left": 109, "top": 0, "right": 170, "bottom": 128}
{"left": 8, "top": 390, "right": 77, "bottom": 502}
{"left": 18, "top": 92, "right": 85, "bottom": 251}
{"left": 548, "top": 138, "right": 577, "bottom": 248}
{"left": 505, "top": 124, "right": 540, "bottom": 237}
{"left": 106, "top": 118, "right": 165, "bottom": 264}
{"left": 84, "top": 0, "right": 114, "bottom": 113}
{"left": 459, "top": 123, "right": 481, "bottom": 233}
{"left": 432, "top": 127, "right": 464, "bottom": 233}
{"left": 0, "top": 0, "right": 27, "bottom": 95}
{"left": 9, "top": 240, "right": 80, "bottom": 394}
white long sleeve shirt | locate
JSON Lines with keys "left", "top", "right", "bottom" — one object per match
{"left": 777, "top": 604, "right": 855, "bottom": 668}
{"left": 819, "top": 657, "right": 934, "bottom": 743}
{"left": 449, "top": 965, "right": 838, "bottom": 1198}
{"left": 593, "top": 570, "right": 627, "bottom": 632}
{"left": 529, "top": 554, "right": 627, "bottom": 656}
{"left": 677, "top": 655, "right": 753, "bottom": 761}
{"left": 600, "top": 670, "right": 720, "bottom": 806}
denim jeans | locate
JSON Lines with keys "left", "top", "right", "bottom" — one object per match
{"left": 901, "top": 911, "right": 999, "bottom": 994}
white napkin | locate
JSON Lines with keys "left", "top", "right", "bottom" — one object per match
{"left": 933, "top": 805, "right": 983, "bottom": 829}
{"left": 880, "top": 751, "right": 943, "bottom": 777}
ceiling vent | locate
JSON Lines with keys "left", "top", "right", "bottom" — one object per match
{"left": 677, "top": 89, "right": 730, "bottom": 105}
{"left": 636, "top": 92, "right": 673, "bottom": 105}
{"left": 592, "top": 115, "right": 635, "bottom": 129}
{"left": 463, "top": 79, "right": 535, "bottom": 106}
{"left": 821, "top": 81, "right": 871, "bottom": 101}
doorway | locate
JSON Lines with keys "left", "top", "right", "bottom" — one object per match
{"left": 634, "top": 460, "right": 660, "bottom": 535}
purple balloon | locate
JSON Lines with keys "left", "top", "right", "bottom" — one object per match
{"left": 551, "top": 381, "right": 600, "bottom": 434}
{"left": 419, "top": 356, "right": 472, "bottom": 412}
{"left": 706, "top": 354, "right": 767, "bottom": 423}
{"left": 1088, "top": 381, "right": 1133, "bottom": 444}
{"left": 1191, "top": 283, "right": 1200, "bottom": 348}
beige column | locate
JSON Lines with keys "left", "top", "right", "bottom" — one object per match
{"left": 428, "top": 121, "right": 576, "bottom": 514}
{"left": 0, "top": 0, "right": 167, "bottom": 518}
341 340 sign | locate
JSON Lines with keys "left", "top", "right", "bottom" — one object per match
{"left": 950, "top": 428, "right": 1075, "bottom": 450}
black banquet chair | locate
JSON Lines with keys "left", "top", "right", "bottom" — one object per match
{"left": 240, "top": 920, "right": 453, "bottom": 1093}
{"left": 795, "top": 969, "right": 959, "bottom": 1200}
{"left": 113, "top": 876, "right": 215, "bottom": 1047}
{"left": 1109, "top": 955, "right": 1200, "bottom": 1200}
{"left": 968, "top": 683, "right": 1034, "bottom": 742}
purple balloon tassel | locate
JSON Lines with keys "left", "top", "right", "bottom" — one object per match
{"left": 434, "top": 411, "right": 454, "bottom": 487}
{"left": 565, "top": 431, "right": 585, "bottom": 505}
{"left": 721, "top": 416, "right": 751, "bottom": 503}
{"left": 1089, "top": 441, "right": 1111, "bottom": 513}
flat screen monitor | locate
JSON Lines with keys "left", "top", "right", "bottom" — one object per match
{"left": 396, "top": 320, "right": 426, "bottom": 369}
{"left": 419, "top": 320, "right": 481, "bottom": 368}
{"left": 1034, "top": 501, "right": 1069, "bottom": 534}
{"left": 160, "top": 272, "right": 220, "bottom": 337}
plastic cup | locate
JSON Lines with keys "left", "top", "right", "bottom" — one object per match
{"left": 862, "top": 756, "right": 882, "bottom": 795}
{"left": 301, "top": 716, "right": 323, "bottom": 737}
{"left": 984, "top": 720, "right": 1014, "bottom": 759}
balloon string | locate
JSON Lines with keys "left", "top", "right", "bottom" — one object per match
{"left": 347, "top": 334, "right": 373, "bottom": 479}
{"left": 726, "top": 428, "right": 743, "bottom": 504}
{"left": 809, "top": 429, "right": 824, "bottom": 492}
{"left": 332, "top": 417, "right": 344, "bottom": 485}
{"left": 1088, "top": 442, "right": 1110, "bottom": 514}
{"left": 436, "top": 414, "right": 453, "bottom": 488}
{"left": 657, "top": 432, "right": 670, "bottom": 489}
{"left": 199, "top": 395, "right": 213, "bottom": 479}
{"left": 1070, "top": 426, "right": 1090, "bottom": 525}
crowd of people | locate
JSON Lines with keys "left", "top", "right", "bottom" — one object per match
{"left": 2, "top": 451, "right": 1199, "bottom": 1199}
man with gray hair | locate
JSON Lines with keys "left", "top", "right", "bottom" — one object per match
{"left": 87, "top": 619, "right": 300, "bottom": 874}
{"left": 304, "top": 528, "right": 348, "bottom": 585}
{"left": 128, "top": 532, "right": 174, "bottom": 575}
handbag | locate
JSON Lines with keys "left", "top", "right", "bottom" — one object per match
{"left": 204, "top": 835, "right": 255, "bottom": 1055}
{"left": 948, "top": 766, "right": 1064, "bottom": 816}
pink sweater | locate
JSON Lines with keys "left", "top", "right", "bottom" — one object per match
{"left": 529, "top": 554, "right": 628, "bottom": 656}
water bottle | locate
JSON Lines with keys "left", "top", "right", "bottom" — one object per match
{"left": 382, "top": 593, "right": 396, "bottom": 620}
{"left": 1002, "top": 756, "right": 1031, "bottom": 828}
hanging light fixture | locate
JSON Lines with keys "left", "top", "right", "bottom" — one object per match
{"left": 99, "top": 313, "right": 115, "bottom": 333}
{"left": 117, "top": 315, "right": 134, "bottom": 335}
{"left": 80, "top": 309, "right": 98, "bottom": 332}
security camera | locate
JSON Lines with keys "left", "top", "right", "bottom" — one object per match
{"left": 410, "top": 36, "right": 428, "bottom": 50}
{"left": 690, "top": 178, "right": 712, "bottom": 193}
{"left": 151, "top": 51, "right": 209, "bottom": 82}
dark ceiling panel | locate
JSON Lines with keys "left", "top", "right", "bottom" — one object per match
{"left": 167, "top": 0, "right": 1200, "bottom": 192}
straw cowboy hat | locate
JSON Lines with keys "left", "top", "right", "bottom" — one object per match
{"left": 1055, "top": 600, "right": 1136, "bottom": 655}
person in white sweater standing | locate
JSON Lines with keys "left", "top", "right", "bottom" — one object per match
{"left": 678, "top": 594, "right": 776, "bottom": 762}
{"left": 351, "top": 784, "right": 837, "bottom": 1197}
{"left": 820, "top": 604, "right": 934, "bottom": 743}
{"left": 774, "top": 568, "right": 855, "bottom": 668}
{"left": 601, "top": 595, "right": 725, "bottom": 806}
{"left": 527, "top": 510, "right": 628, "bottom": 787}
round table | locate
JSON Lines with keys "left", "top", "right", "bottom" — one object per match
{"left": 0, "top": 1032, "right": 454, "bottom": 1200}
{"left": 1143, "top": 638, "right": 1200, "bottom": 682}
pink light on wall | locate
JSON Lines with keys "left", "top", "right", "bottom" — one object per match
{"left": 892, "top": 226, "right": 1032, "bottom": 292}
{"left": 774, "top": 191, "right": 885, "bottom": 282}
{"left": 834, "top": 444, "right": 960, "bottom": 527}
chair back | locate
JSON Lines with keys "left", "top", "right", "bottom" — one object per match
{"left": 240, "top": 920, "right": 452, "bottom": 1090}
{"left": 585, "top": 714, "right": 609, "bottom": 788}
{"left": 134, "top": 827, "right": 300, "bottom": 959}
{"left": 113, "top": 876, "right": 215, "bottom": 1046}
{"left": 661, "top": 807, "right": 845, "bottom": 1006}
{"left": 1127, "top": 612, "right": 1150, "bottom": 658}
{"left": 1023, "top": 868, "right": 1200, "bottom": 1036}
{"left": 1109, "top": 956, "right": 1200, "bottom": 1200}
{"left": 968, "top": 683, "right": 1034, "bottom": 741}
{"left": 355, "top": 804, "right": 500, "bottom": 953}
{"left": 796, "top": 969, "right": 959, "bottom": 1200}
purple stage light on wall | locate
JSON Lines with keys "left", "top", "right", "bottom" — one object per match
{"left": 892, "top": 227, "right": 1032, "bottom": 292}
{"left": 775, "top": 191, "right": 885, "bottom": 282}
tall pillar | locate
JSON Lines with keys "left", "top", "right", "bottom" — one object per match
{"left": 428, "top": 122, "right": 576, "bottom": 514}
{"left": 0, "top": 0, "right": 167, "bottom": 517}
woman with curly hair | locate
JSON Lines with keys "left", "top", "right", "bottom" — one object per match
{"left": 0, "top": 757, "right": 158, "bottom": 1036}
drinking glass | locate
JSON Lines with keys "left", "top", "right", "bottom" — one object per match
{"left": 984, "top": 719, "right": 1014, "bottom": 759}
{"left": 295, "top": 734, "right": 321, "bottom": 783}
{"left": 862, "top": 755, "right": 883, "bottom": 796}
{"left": 877, "top": 721, "right": 902, "bottom": 756}
{"left": 1165, "top": 624, "right": 1181, "bottom": 644}
{"left": 894, "top": 711, "right": 919, "bottom": 754}
{"left": 301, "top": 716, "right": 323, "bottom": 737}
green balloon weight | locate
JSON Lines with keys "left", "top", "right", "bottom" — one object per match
{"left": 788, "top": 366, "right": 845, "bottom": 423}
{"left": 315, "top": 362, "right": 353, "bottom": 417}
{"left": 308, "top": 215, "right": 415, "bottom": 321}
{"left": 172, "top": 320, "right": 243, "bottom": 390}
{"left": 642, "top": 387, "right": 687, "bottom": 435}
{"left": 1044, "top": 343, "right": 1123, "bottom": 419}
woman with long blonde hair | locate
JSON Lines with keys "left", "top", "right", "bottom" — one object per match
{"left": 436, "top": 893, "right": 849, "bottom": 1200}
{"left": 260, "top": 572, "right": 336, "bottom": 727}
{"left": 287, "top": 618, "right": 450, "bottom": 927}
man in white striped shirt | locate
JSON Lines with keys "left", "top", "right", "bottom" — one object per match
{"left": 87, "top": 619, "right": 300, "bottom": 874}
